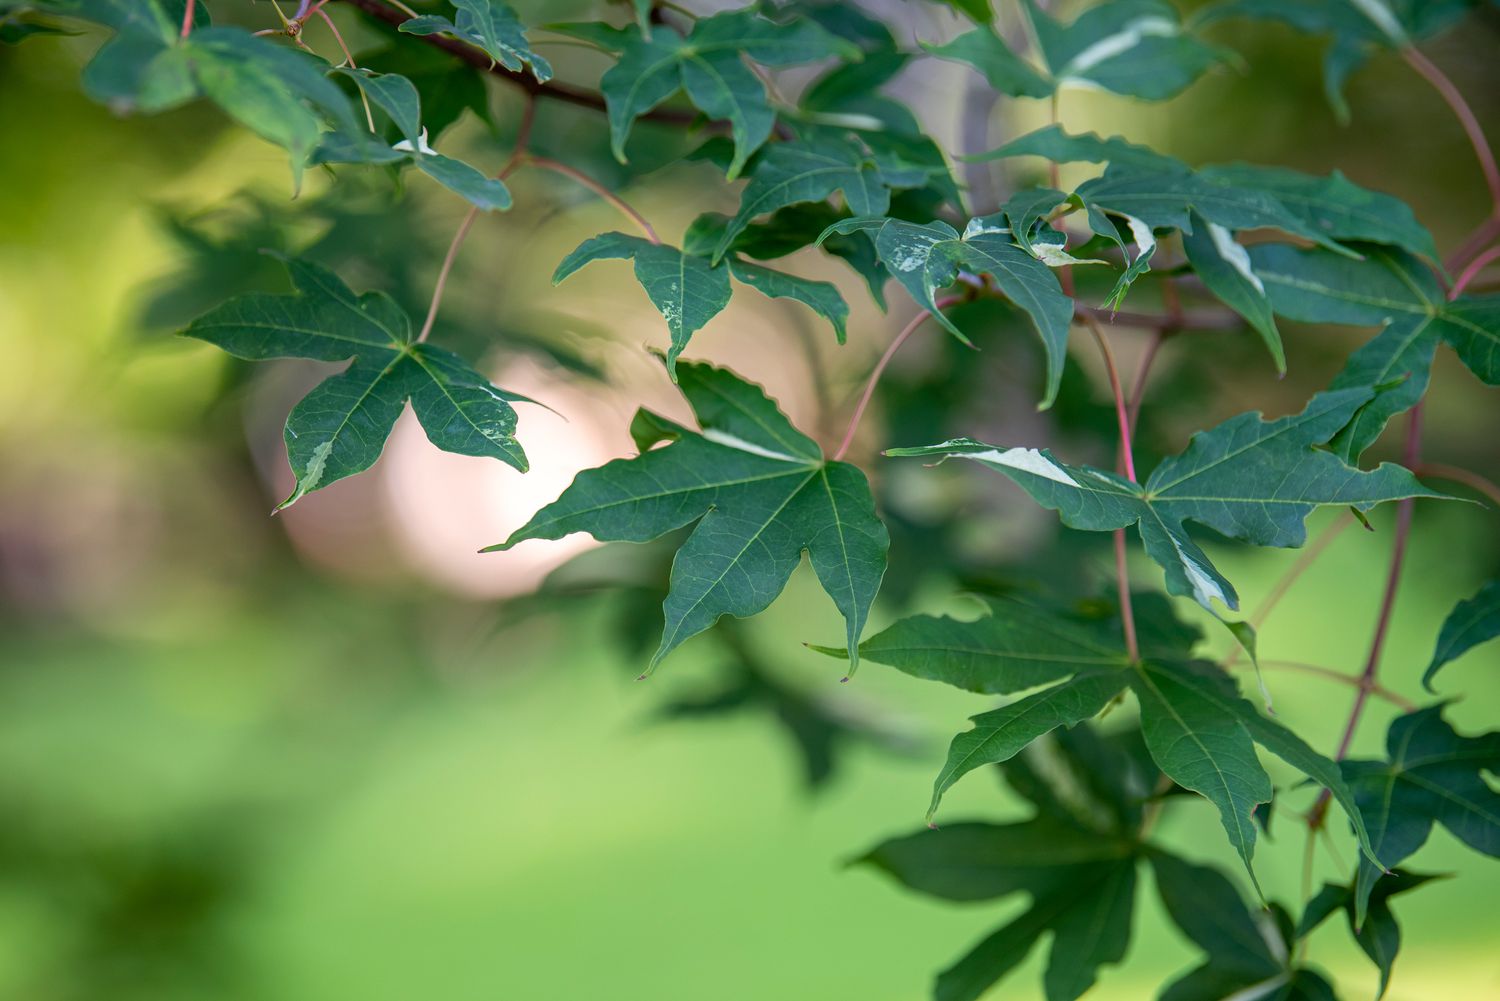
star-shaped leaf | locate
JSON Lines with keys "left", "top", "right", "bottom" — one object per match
{"left": 488, "top": 361, "right": 888, "bottom": 674}
{"left": 1299, "top": 870, "right": 1440, "bottom": 1000}
{"left": 183, "top": 257, "right": 529, "bottom": 508}
{"left": 318, "top": 67, "right": 512, "bottom": 211}
{"left": 858, "top": 724, "right": 1158, "bottom": 1001}
{"left": 818, "top": 215, "right": 1074, "bottom": 407}
{"left": 1423, "top": 579, "right": 1500, "bottom": 691}
{"left": 1343, "top": 705, "right": 1500, "bottom": 923}
{"left": 398, "top": 0, "right": 552, "bottom": 82}
{"left": 928, "top": 0, "right": 1228, "bottom": 101}
{"left": 889, "top": 387, "right": 1444, "bottom": 612}
{"left": 1153, "top": 852, "right": 1340, "bottom": 1001}
{"left": 554, "top": 233, "right": 732, "bottom": 377}
{"left": 601, "top": 10, "right": 857, "bottom": 178}
{"left": 711, "top": 137, "right": 891, "bottom": 263}
{"left": 1250, "top": 243, "right": 1500, "bottom": 459}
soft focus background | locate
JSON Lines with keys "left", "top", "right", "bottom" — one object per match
{"left": 2, "top": 2, "right": 1499, "bottom": 999}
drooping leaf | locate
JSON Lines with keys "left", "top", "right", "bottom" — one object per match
{"left": 862, "top": 819, "right": 1137, "bottom": 1001}
{"left": 1299, "top": 871, "right": 1440, "bottom": 1000}
{"left": 398, "top": 0, "right": 552, "bottom": 82}
{"left": 1343, "top": 705, "right": 1500, "bottom": 923}
{"left": 488, "top": 361, "right": 888, "bottom": 673}
{"left": 1131, "top": 662, "right": 1272, "bottom": 877}
{"left": 819, "top": 215, "right": 1073, "bottom": 406}
{"left": 888, "top": 388, "right": 1444, "bottom": 611}
{"left": 1423, "top": 580, "right": 1500, "bottom": 691}
{"left": 712, "top": 137, "right": 890, "bottom": 262}
{"left": 1181, "top": 211, "right": 1284, "bottom": 372}
{"left": 1152, "top": 852, "right": 1337, "bottom": 1001}
{"left": 928, "top": 0, "right": 1228, "bottom": 101}
{"left": 554, "top": 233, "right": 732, "bottom": 376}
{"left": 600, "top": 10, "right": 857, "bottom": 178}
{"left": 1250, "top": 243, "right": 1500, "bottom": 456}
{"left": 930, "top": 671, "right": 1128, "bottom": 820}
{"left": 183, "top": 257, "right": 529, "bottom": 507}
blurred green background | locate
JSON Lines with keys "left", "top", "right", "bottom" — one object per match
{"left": 2, "top": 3, "right": 1499, "bottom": 1000}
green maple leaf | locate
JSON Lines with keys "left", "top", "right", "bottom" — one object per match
{"left": 554, "top": 233, "right": 732, "bottom": 377}
{"left": 184, "top": 257, "right": 529, "bottom": 509}
{"left": 685, "top": 213, "right": 849, "bottom": 343}
{"left": 1250, "top": 244, "right": 1500, "bottom": 459}
{"left": 818, "top": 215, "right": 1074, "bottom": 407}
{"left": 1342, "top": 706, "right": 1500, "bottom": 923}
{"left": 889, "top": 387, "right": 1444, "bottom": 612}
{"left": 1299, "top": 870, "right": 1440, "bottom": 1000}
{"left": 928, "top": 0, "right": 1228, "bottom": 101}
{"left": 1181, "top": 210, "right": 1285, "bottom": 371}
{"left": 398, "top": 0, "right": 551, "bottom": 82}
{"left": 316, "top": 67, "right": 512, "bottom": 211}
{"left": 967, "top": 124, "right": 1182, "bottom": 172}
{"left": 711, "top": 137, "right": 890, "bottom": 263}
{"left": 487, "top": 361, "right": 889, "bottom": 674}
{"left": 1153, "top": 852, "right": 1338, "bottom": 1001}
{"left": 1424, "top": 579, "right": 1500, "bottom": 691}
{"left": 601, "top": 9, "right": 858, "bottom": 179}
{"left": 815, "top": 595, "right": 1371, "bottom": 873}
{"left": 858, "top": 725, "right": 1157, "bottom": 1001}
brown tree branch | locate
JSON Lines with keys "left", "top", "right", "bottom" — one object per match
{"left": 336, "top": 0, "right": 700, "bottom": 125}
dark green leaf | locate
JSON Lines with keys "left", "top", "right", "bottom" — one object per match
{"left": 819, "top": 215, "right": 1073, "bottom": 406}
{"left": 183, "top": 258, "right": 528, "bottom": 507}
{"left": 1182, "top": 210, "right": 1284, "bottom": 372}
{"left": 1343, "top": 706, "right": 1500, "bottom": 923}
{"left": 1298, "top": 871, "right": 1440, "bottom": 1000}
{"left": 600, "top": 11, "right": 856, "bottom": 178}
{"left": 888, "top": 389, "right": 1444, "bottom": 612}
{"left": 1424, "top": 580, "right": 1500, "bottom": 691}
{"left": 489, "top": 361, "right": 888, "bottom": 673}
{"left": 554, "top": 233, "right": 732, "bottom": 376}
{"left": 398, "top": 0, "right": 552, "bottom": 82}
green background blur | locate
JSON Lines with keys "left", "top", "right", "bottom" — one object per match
{"left": 2, "top": 3, "right": 1499, "bottom": 1000}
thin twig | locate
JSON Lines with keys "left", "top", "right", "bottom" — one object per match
{"left": 1404, "top": 46, "right": 1500, "bottom": 213}
{"left": 337, "top": 0, "right": 699, "bottom": 125}
{"left": 1451, "top": 244, "right": 1500, "bottom": 298}
{"left": 1126, "top": 329, "right": 1166, "bottom": 434}
{"left": 1221, "top": 513, "right": 1355, "bottom": 668}
{"left": 1334, "top": 407, "right": 1422, "bottom": 760}
{"left": 180, "top": 0, "right": 194, "bottom": 38}
{"left": 1244, "top": 660, "right": 1416, "bottom": 711}
{"left": 416, "top": 95, "right": 535, "bottom": 345}
{"left": 314, "top": 8, "right": 376, "bottom": 131}
{"left": 1077, "top": 304, "right": 1240, "bottom": 331}
{"left": 833, "top": 299, "right": 961, "bottom": 463}
{"left": 527, "top": 156, "right": 660, "bottom": 243}
{"left": 1083, "top": 314, "right": 1140, "bottom": 662}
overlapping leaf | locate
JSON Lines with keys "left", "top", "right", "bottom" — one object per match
{"left": 1424, "top": 579, "right": 1500, "bottom": 690}
{"left": 184, "top": 258, "right": 529, "bottom": 508}
{"left": 1342, "top": 705, "right": 1500, "bottom": 922}
{"left": 1250, "top": 244, "right": 1500, "bottom": 459}
{"left": 859, "top": 725, "right": 1156, "bottom": 1001}
{"left": 818, "top": 215, "right": 1074, "bottom": 406}
{"left": 889, "top": 388, "right": 1443, "bottom": 611}
{"left": 1153, "top": 852, "right": 1339, "bottom": 1001}
{"left": 601, "top": 9, "right": 857, "bottom": 178}
{"left": 928, "top": 0, "right": 1228, "bottom": 100}
{"left": 316, "top": 67, "right": 512, "bottom": 211}
{"left": 1299, "top": 870, "right": 1439, "bottom": 999}
{"left": 488, "top": 361, "right": 888, "bottom": 673}
{"left": 398, "top": 0, "right": 552, "bottom": 82}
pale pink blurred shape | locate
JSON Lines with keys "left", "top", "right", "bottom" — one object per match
{"left": 379, "top": 357, "right": 632, "bottom": 599}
